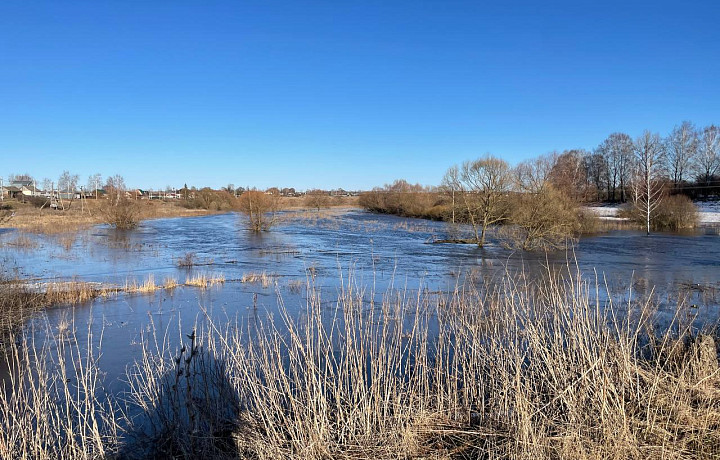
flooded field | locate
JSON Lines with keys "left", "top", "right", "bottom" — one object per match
{"left": 4, "top": 216, "right": 711, "bottom": 454}
{"left": 1, "top": 210, "right": 719, "bottom": 381}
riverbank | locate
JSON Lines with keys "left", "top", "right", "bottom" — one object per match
{"left": 0, "top": 195, "right": 360, "bottom": 234}
{"left": 0, "top": 199, "right": 221, "bottom": 233}
{"left": 584, "top": 200, "right": 720, "bottom": 226}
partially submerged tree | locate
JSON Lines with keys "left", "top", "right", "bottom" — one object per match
{"left": 237, "top": 190, "right": 279, "bottom": 232}
{"left": 631, "top": 131, "right": 666, "bottom": 236}
{"left": 304, "top": 189, "right": 331, "bottom": 212}
{"left": 502, "top": 185, "right": 581, "bottom": 250}
{"left": 448, "top": 155, "right": 512, "bottom": 247}
{"left": 101, "top": 175, "right": 139, "bottom": 229}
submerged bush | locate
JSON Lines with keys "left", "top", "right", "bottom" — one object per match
{"left": 501, "top": 186, "right": 581, "bottom": 250}
{"left": 619, "top": 194, "right": 698, "bottom": 231}
{"left": 101, "top": 197, "right": 140, "bottom": 229}
{"left": 359, "top": 179, "right": 449, "bottom": 220}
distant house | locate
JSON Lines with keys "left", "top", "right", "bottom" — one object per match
{"left": 4, "top": 186, "right": 23, "bottom": 199}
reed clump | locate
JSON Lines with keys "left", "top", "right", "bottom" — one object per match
{"left": 124, "top": 275, "right": 160, "bottom": 294}
{"left": 0, "top": 271, "right": 718, "bottom": 458}
{"left": 240, "top": 271, "right": 276, "bottom": 288}
{"left": 185, "top": 272, "right": 225, "bottom": 289}
{"left": 0, "top": 322, "right": 119, "bottom": 458}
{"left": 124, "top": 272, "right": 720, "bottom": 459}
{"left": 43, "top": 281, "right": 116, "bottom": 305}
{"left": 163, "top": 276, "right": 179, "bottom": 290}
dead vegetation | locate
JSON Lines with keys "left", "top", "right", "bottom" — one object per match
{"left": 0, "top": 199, "right": 221, "bottom": 234}
{"left": 0, "top": 271, "right": 718, "bottom": 458}
{"left": 240, "top": 271, "right": 276, "bottom": 288}
{"left": 185, "top": 272, "right": 226, "bottom": 289}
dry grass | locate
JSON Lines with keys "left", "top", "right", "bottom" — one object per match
{"left": 0, "top": 321, "right": 119, "bottom": 458}
{"left": 124, "top": 275, "right": 160, "bottom": 294}
{"left": 0, "top": 271, "right": 719, "bottom": 458}
{"left": 131, "top": 272, "right": 720, "bottom": 459}
{"left": 240, "top": 271, "right": 276, "bottom": 288}
{"left": 185, "top": 272, "right": 225, "bottom": 289}
{"left": 0, "top": 199, "right": 220, "bottom": 234}
{"left": 163, "top": 277, "right": 179, "bottom": 290}
{"left": 279, "top": 195, "right": 360, "bottom": 210}
{"left": 43, "top": 281, "right": 118, "bottom": 305}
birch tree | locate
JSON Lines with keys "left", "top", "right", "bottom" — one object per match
{"left": 58, "top": 171, "right": 79, "bottom": 197}
{"left": 440, "top": 165, "right": 461, "bottom": 224}
{"left": 631, "top": 131, "right": 666, "bottom": 235}
{"left": 696, "top": 125, "right": 720, "bottom": 193}
{"left": 666, "top": 121, "right": 698, "bottom": 187}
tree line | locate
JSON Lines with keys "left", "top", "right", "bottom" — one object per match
{"left": 361, "top": 121, "right": 715, "bottom": 248}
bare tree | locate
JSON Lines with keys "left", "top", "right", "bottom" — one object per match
{"left": 440, "top": 165, "right": 461, "bottom": 224}
{"left": 87, "top": 173, "right": 103, "bottom": 199}
{"left": 451, "top": 155, "right": 512, "bottom": 247}
{"left": 631, "top": 131, "right": 666, "bottom": 236}
{"left": 597, "top": 133, "right": 633, "bottom": 202}
{"left": 101, "top": 175, "right": 138, "bottom": 229}
{"left": 105, "top": 174, "right": 127, "bottom": 205}
{"left": 666, "top": 121, "right": 698, "bottom": 187}
{"left": 583, "top": 152, "right": 607, "bottom": 202}
{"left": 41, "top": 178, "right": 52, "bottom": 194}
{"left": 696, "top": 125, "right": 720, "bottom": 192}
{"left": 237, "top": 190, "right": 279, "bottom": 232}
{"left": 548, "top": 149, "right": 591, "bottom": 202}
{"left": 8, "top": 173, "right": 34, "bottom": 184}
{"left": 514, "top": 153, "right": 556, "bottom": 194}
{"left": 304, "top": 189, "right": 331, "bottom": 212}
{"left": 58, "top": 171, "right": 79, "bottom": 194}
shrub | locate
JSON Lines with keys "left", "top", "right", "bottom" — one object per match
{"left": 304, "top": 190, "right": 331, "bottom": 211}
{"left": 237, "top": 190, "right": 279, "bottom": 232}
{"left": 501, "top": 186, "right": 581, "bottom": 250}
{"left": 101, "top": 197, "right": 140, "bottom": 230}
{"left": 619, "top": 194, "right": 698, "bottom": 231}
{"left": 25, "top": 195, "right": 48, "bottom": 208}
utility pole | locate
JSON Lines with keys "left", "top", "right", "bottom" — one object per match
{"left": 0, "top": 177, "right": 4, "bottom": 203}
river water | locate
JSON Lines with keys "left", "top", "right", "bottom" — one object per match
{"left": 1, "top": 209, "right": 719, "bottom": 386}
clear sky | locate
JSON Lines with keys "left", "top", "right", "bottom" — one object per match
{"left": 1, "top": 1, "right": 719, "bottom": 190}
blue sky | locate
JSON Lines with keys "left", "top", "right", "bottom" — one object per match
{"left": 1, "top": 1, "right": 719, "bottom": 190}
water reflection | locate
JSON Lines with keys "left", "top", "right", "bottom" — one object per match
{"left": 0, "top": 210, "right": 718, "bottom": 383}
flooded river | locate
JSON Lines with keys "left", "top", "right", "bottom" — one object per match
{"left": 1, "top": 209, "right": 719, "bottom": 386}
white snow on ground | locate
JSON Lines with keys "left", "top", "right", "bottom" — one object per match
{"left": 584, "top": 201, "right": 720, "bottom": 225}
{"left": 583, "top": 204, "right": 627, "bottom": 221}
{"left": 696, "top": 200, "right": 720, "bottom": 224}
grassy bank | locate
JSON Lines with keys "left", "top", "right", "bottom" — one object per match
{"left": 0, "top": 196, "right": 360, "bottom": 234}
{"left": 0, "top": 199, "right": 222, "bottom": 234}
{"left": 0, "top": 270, "right": 718, "bottom": 459}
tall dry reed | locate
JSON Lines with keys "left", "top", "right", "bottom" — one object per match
{"left": 0, "top": 269, "right": 718, "bottom": 459}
